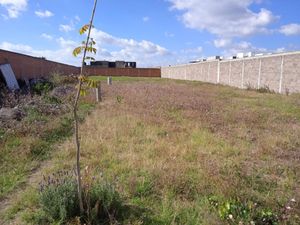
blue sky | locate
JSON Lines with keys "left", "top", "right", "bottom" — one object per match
{"left": 0, "top": 0, "right": 300, "bottom": 67}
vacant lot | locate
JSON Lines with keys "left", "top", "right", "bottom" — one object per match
{"left": 1, "top": 77, "right": 300, "bottom": 224}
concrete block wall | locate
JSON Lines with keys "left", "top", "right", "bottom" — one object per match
{"left": 162, "top": 51, "right": 300, "bottom": 94}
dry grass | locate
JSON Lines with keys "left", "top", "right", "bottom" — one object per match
{"left": 3, "top": 78, "right": 300, "bottom": 224}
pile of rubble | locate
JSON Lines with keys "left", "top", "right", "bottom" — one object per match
{"left": 0, "top": 81, "right": 75, "bottom": 128}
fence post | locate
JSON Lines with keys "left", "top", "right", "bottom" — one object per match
{"left": 95, "top": 82, "right": 101, "bottom": 102}
{"left": 229, "top": 61, "right": 232, "bottom": 85}
{"left": 258, "top": 59, "right": 262, "bottom": 89}
{"left": 241, "top": 61, "right": 245, "bottom": 89}
{"left": 107, "top": 76, "right": 112, "bottom": 85}
{"left": 217, "top": 61, "right": 220, "bottom": 84}
{"left": 279, "top": 56, "right": 284, "bottom": 94}
{"left": 207, "top": 63, "right": 210, "bottom": 82}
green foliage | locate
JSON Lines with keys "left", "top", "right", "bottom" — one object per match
{"left": 30, "top": 140, "right": 51, "bottom": 160}
{"left": 30, "top": 117, "right": 73, "bottom": 160}
{"left": 39, "top": 174, "right": 80, "bottom": 223}
{"left": 38, "top": 171, "right": 123, "bottom": 225}
{"left": 0, "top": 128, "right": 5, "bottom": 141}
{"left": 79, "top": 24, "right": 94, "bottom": 35}
{"left": 208, "top": 196, "right": 279, "bottom": 225}
{"left": 116, "top": 95, "right": 123, "bottom": 104}
{"left": 25, "top": 107, "right": 48, "bottom": 123}
{"left": 50, "top": 72, "right": 76, "bottom": 86}
{"left": 89, "top": 181, "right": 123, "bottom": 224}
{"left": 43, "top": 95, "right": 62, "bottom": 104}
{"left": 31, "top": 81, "right": 54, "bottom": 95}
{"left": 41, "top": 117, "right": 73, "bottom": 144}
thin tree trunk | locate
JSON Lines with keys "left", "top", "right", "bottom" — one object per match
{"left": 74, "top": 0, "right": 98, "bottom": 215}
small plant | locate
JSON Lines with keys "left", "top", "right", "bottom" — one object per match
{"left": 39, "top": 171, "right": 79, "bottom": 223}
{"left": 38, "top": 169, "right": 123, "bottom": 224}
{"left": 31, "top": 81, "right": 54, "bottom": 95}
{"left": 116, "top": 95, "right": 123, "bottom": 104}
{"left": 208, "top": 197, "right": 280, "bottom": 225}
{"left": 257, "top": 85, "right": 275, "bottom": 94}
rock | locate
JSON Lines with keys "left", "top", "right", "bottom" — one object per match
{"left": 0, "top": 107, "right": 25, "bottom": 121}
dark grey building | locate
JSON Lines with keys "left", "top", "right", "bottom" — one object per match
{"left": 90, "top": 60, "right": 137, "bottom": 68}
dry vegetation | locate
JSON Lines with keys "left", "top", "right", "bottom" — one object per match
{"left": 1, "top": 77, "right": 300, "bottom": 224}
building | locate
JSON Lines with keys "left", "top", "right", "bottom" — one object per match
{"left": 90, "top": 60, "right": 137, "bottom": 68}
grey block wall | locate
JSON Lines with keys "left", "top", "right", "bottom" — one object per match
{"left": 161, "top": 51, "right": 300, "bottom": 94}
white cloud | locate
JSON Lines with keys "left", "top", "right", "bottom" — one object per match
{"left": 169, "top": 0, "right": 276, "bottom": 38}
{"left": 0, "top": 38, "right": 80, "bottom": 65}
{"left": 59, "top": 24, "right": 74, "bottom": 32}
{"left": 35, "top": 10, "right": 54, "bottom": 18}
{"left": 41, "top": 33, "right": 53, "bottom": 40}
{"left": 279, "top": 23, "right": 300, "bottom": 36}
{"left": 0, "top": 29, "right": 204, "bottom": 67}
{"left": 214, "top": 39, "right": 232, "bottom": 48}
{"left": 219, "top": 41, "right": 267, "bottom": 57}
{"left": 0, "top": 0, "right": 27, "bottom": 18}
{"left": 90, "top": 29, "right": 170, "bottom": 66}
{"left": 143, "top": 16, "right": 150, "bottom": 22}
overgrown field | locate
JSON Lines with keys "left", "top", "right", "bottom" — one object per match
{"left": 1, "top": 77, "right": 300, "bottom": 224}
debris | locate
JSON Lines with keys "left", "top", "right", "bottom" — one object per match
{"left": 0, "top": 107, "right": 24, "bottom": 121}
{"left": 0, "top": 64, "right": 20, "bottom": 90}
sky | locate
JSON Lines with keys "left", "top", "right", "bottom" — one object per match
{"left": 0, "top": 0, "right": 300, "bottom": 67}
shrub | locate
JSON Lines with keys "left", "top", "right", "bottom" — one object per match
{"left": 38, "top": 170, "right": 123, "bottom": 224}
{"left": 39, "top": 172, "right": 80, "bottom": 223}
{"left": 31, "top": 81, "right": 54, "bottom": 95}
{"left": 88, "top": 181, "right": 122, "bottom": 224}
{"left": 50, "top": 72, "right": 76, "bottom": 86}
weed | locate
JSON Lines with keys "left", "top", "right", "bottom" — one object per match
{"left": 31, "top": 81, "right": 54, "bottom": 95}
{"left": 37, "top": 169, "right": 123, "bottom": 225}
{"left": 25, "top": 107, "right": 48, "bottom": 123}
{"left": 41, "top": 117, "right": 73, "bottom": 144}
{"left": 257, "top": 85, "right": 275, "bottom": 94}
{"left": 116, "top": 95, "right": 123, "bottom": 103}
{"left": 43, "top": 95, "right": 62, "bottom": 104}
{"left": 209, "top": 197, "right": 280, "bottom": 225}
{"left": 30, "top": 140, "right": 51, "bottom": 160}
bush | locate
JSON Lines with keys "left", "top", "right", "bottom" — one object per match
{"left": 38, "top": 170, "right": 123, "bottom": 224}
{"left": 31, "top": 81, "right": 54, "bottom": 95}
{"left": 39, "top": 172, "right": 79, "bottom": 223}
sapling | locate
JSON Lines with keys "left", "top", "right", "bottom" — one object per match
{"left": 72, "top": 0, "right": 99, "bottom": 215}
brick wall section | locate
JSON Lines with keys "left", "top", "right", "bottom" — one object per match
{"left": 0, "top": 49, "right": 80, "bottom": 79}
{"left": 83, "top": 66, "right": 161, "bottom": 77}
{"left": 161, "top": 51, "right": 300, "bottom": 94}
{"left": 0, "top": 49, "right": 161, "bottom": 79}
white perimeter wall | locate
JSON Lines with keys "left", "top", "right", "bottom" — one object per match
{"left": 162, "top": 51, "right": 300, "bottom": 94}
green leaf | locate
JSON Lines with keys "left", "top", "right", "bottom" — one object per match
{"left": 80, "top": 89, "right": 87, "bottom": 96}
{"left": 79, "top": 24, "right": 94, "bottom": 35}
{"left": 85, "top": 79, "right": 99, "bottom": 88}
{"left": 73, "top": 47, "right": 83, "bottom": 57}
{"left": 79, "top": 24, "right": 90, "bottom": 35}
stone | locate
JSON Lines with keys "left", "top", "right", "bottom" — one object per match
{"left": 0, "top": 107, "right": 25, "bottom": 121}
